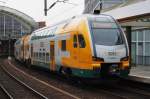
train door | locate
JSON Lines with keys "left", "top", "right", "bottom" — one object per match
{"left": 78, "top": 34, "right": 90, "bottom": 64}
{"left": 72, "top": 33, "right": 79, "bottom": 66}
{"left": 31, "top": 44, "right": 33, "bottom": 58}
{"left": 50, "top": 41, "right": 55, "bottom": 71}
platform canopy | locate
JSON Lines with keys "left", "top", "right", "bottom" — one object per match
{"left": 0, "top": 5, "right": 37, "bottom": 29}
{"left": 104, "top": 0, "right": 150, "bottom": 27}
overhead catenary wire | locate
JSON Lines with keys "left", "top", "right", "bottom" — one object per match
{"left": 46, "top": 6, "right": 76, "bottom": 22}
{"left": 44, "top": 0, "right": 78, "bottom": 16}
{"left": 45, "top": 3, "right": 83, "bottom": 24}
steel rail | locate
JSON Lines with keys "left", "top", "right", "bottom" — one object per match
{"left": 113, "top": 83, "right": 150, "bottom": 96}
{"left": 8, "top": 61, "right": 81, "bottom": 99}
{"left": 8, "top": 60, "right": 150, "bottom": 99}
{"left": 0, "top": 64, "right": 48, "bottom": 99}
{"left": 0, "top": 83, "right": 14, "bottom": 99}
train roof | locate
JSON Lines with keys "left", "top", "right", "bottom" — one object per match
{"left": 32, "top": 14, "right": 115, "bottom": 33}
{"left": 29, "top": 14, "right": 117, "bottom": 41}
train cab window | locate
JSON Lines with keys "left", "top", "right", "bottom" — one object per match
{"left": 73, "top": 35, "right": 77, "bottom": 48}
{"left": 61, "top": 40, "right": 66, "bottom": 51}
{"left": 78, "top": 34, "right": 86, "bottom": 48}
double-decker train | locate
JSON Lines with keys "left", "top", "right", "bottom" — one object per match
{"left": 14, "top": 14, "right": 130, "bottom": 79}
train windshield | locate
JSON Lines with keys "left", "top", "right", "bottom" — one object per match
{"left": 91, "top": 22, "right": 124, "bottom": 46}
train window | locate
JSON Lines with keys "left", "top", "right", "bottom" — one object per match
{"left": 16, "top": 52, "right": 18, "bottom": 56}
{"left": 73, "top": 35, "right": 77, "bottom": 48}
{"left": 34, "top": 52, "right": 36, "bottom": 59}
{"left": 46, "top": 53, "right": 49, "bottom": 62}
{"left": 61, "top": 40, "right": 66, "bottom": 51}
{"left": 36, "top": 53, "right": 37, "bottom": 59}
{"left": 92, "top": 29, "right": 123, "bottom": 45}
{"left": 36, "top": 53, "right": 38, "bottom": 59}
{"left": 43, "top": 53, "right": 45, "bottom": 60}
{"left": 27, "top": 45, "right": 29, "bottom": 51}
{"left": 39, "top": 53, "right": 42, "bottom": 59}
{"left": 78, "top": 34, "right": 86, "bottom": 48}
{"left": 40, "top": 53, "right": 43, "bottom": 60}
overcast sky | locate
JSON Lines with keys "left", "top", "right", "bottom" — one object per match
{"left": 0, "top": 0, "right": 84, "bottom": 25}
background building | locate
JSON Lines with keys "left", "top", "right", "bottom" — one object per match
{"left": 37, "top": 21, "right": 46, "bottom": 29}
{"left": 131, "top": 28, "right": 150, "bottom": 65}
{"left": 84, "top": 0, "right": 150, "bottom": 66}
{"left": 0, "top": 5, "right": 38, "bottom": 55}
{"left": 84, "top": 0, "right": 144, "bottom": 13}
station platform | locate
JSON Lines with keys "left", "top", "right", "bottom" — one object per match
{"left": 127, "top": 65, "right": 150, "bottom": 84}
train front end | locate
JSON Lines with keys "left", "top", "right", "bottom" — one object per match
{"left": 88, "top": 15, "right": 130, "bottom": 78}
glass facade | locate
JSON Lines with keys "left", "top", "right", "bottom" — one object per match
{"left": 0, "top": 9, "right": 36, "bottom": 55}
{"left": 0, "top": 13, "right": 31, "bottom": 40}
{"left": 132, "top": 29, "right": 150, "bottom": 65}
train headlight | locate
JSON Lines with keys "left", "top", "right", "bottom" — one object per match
{"left": 122, "top": 62, "right": 129, "bottom": 67}
{"left": 121, "top": 56, "right": 129, "bottom": 68}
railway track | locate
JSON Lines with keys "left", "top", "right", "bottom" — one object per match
{"left": 0, "top": 65, "right": 48, "bottom": 99}
{"left": 93, "top": 82, "right": 150, "bottom": 99}
{"left": 0, "top": 84, "right": 13, "bottom": 99}
{"left": 81, "top": 76, "right": 150, "bottom": 99}
{"left": 1, "top": 58, "right": 150, "bottom": 99}
{"left": 1, "top": 59, "right": 81, "bottom": 99}
{"left": 115, "top": 79, "right": 150, "bottom": 98}
{"left": 3, "top": 59, "right": 124, "bottom": 99}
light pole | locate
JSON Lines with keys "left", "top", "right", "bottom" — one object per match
{"left": 8, "top": 33, "right": 11, "bottom": 60}
{"left": 99, "top": 0, "right": 103, "bottom": 14}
